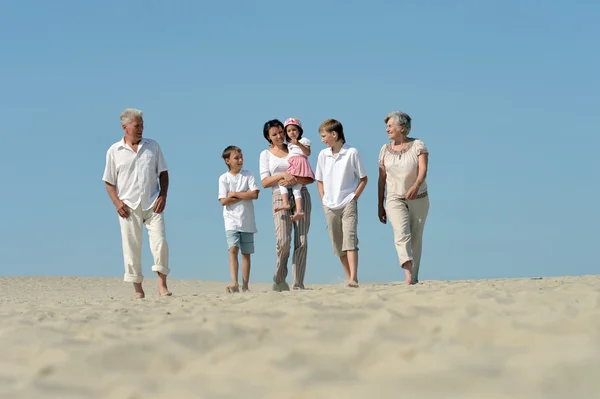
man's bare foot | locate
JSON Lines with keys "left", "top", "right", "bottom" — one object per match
{"left": 290, "top": 211, "right": 305, "bottom": 222}
{"left": 402, "top": 262, "right": 413, "bottom": 285}
{"left": 347, "top": 280, "right": 359, "bottom": 288}
{"left": 226, "top": 284, "right": 240, "bottom": 293}
{"left": 134, "top": 283, "right": 145, "bottom": 299}
{"left": 274, "top": 204, "right": 291, "bottom": 213}
{"left": 157, "top": 273, "right": 172, "bottom": 296}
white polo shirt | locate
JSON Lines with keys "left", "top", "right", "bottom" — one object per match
{"left": 102, "top": 138, "right": 168, "bottom": 211}
{"left": 218, "top": 170, "right": 260, "bottom": 233}
{"left": 315, "top": 144, "right": 367, "bottom": 210}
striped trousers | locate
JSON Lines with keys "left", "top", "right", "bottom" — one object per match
{"left": 271, "top": 187, "right": 312, "bottom": 288}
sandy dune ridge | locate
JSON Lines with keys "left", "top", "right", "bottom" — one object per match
{"left": 1, "top": 275, "right": 599, "bottom": 398}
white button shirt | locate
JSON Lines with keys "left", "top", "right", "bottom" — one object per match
{"left": 102, "top": 138, "right": 168, "bottom": 211}
{"left": 315, "top": 144, "right": 367, "bottom": 210}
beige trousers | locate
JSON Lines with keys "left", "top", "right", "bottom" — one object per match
{"left": 271, "top": 187, "right": 311, "bottom": 289}
{"left": 386, "top": 196, "right": 429, "bottom": 283}
{"left": 323, "top": 199, "right": 359, "bottom": 257}
{"left": 118, "top": 205, "right": 170, "bottom": 283}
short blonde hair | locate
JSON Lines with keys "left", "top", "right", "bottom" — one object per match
{"left": 318, "top": 118, "right": 346, "bottom": 143}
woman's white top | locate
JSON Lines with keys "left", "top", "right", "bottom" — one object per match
{"left": 259, "top": 149, "right": 289, "bottom": 191}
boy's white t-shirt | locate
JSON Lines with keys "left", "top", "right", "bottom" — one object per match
{"left": 217, "top": 170, "right": 260, "bottom": 233}
{"left": 315, "top": 144, "right": 367, "bottom": 210}
{"left": 288, "top": 137, "right": 311, "bottom": 157}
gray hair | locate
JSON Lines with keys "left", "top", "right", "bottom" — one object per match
{"left": 120, "top": 108, "right": 143, "bottom": 126}
{"left": 384, "top": 111, "right": 412, "bottom": 134}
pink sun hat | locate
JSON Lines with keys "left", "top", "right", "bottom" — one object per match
{"left": 284, "top": 117, "right": 303, "bottom": 129}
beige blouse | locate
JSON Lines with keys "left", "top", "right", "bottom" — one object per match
{"left": 378, "top": 139, "right": 428, "bottom": 199}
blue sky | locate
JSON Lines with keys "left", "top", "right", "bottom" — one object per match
{"left": 1, "top": 0, "right": 598, "bottom": 284}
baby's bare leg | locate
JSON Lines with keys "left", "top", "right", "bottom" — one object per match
{"left": 274, "top": 187, "right": 291, "bottom": 212}
{"left": 290, "top": 185, "right": 305, "bottom": 221}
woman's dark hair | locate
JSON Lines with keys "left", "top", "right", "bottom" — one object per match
{"left": 263, "top": 119, "right": 284, "bottom": 143}
{"left": 284, "top": 124, "right": 304, "bottom": 142}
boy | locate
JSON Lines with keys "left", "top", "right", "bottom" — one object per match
{"left": 315, "top": 119, "right": 368, "bottom": 287}
{"left": 218, "top": 146, "right": 260, "bottom": 293}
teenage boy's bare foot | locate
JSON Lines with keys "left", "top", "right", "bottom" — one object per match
{"left": 157, "top": 273, "right": 172, "bottom": 296}
{"left": 134, "top": 283, "right": 145, "bottom": 299}
{"left": 226, "top": 284, "right": 240, "bottom": 293}
{"left": 290, "top": 211, "right": 305, "bottom": 222}
{"left": 242, "top": 285, "right": 250, "bottom": 292}
{"left": 274, "top": 204, "right": 291, "bottom": 212}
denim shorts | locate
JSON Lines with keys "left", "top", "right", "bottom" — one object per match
{"left": 226, "top": 231, "right": 255, "bottom": 254}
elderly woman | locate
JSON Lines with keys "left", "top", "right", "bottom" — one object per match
{"left": 378, "top": 111, "right": 430, "bottom": 285}
{"left": 259, "top": 119, "right": 315, "bottom": 291}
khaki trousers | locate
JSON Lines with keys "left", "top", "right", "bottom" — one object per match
{"left": 118, "top": 205, "right": 170, "bottom": 283}
{"left": 323, "top": 199, "right": 359, "bottom": 257}
{"left": 386, "top": 196, "right": 429, "bottom": 283}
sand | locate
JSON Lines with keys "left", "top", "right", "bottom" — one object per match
{"left": 1, "top": 275, "right": 599, "bottom": 399}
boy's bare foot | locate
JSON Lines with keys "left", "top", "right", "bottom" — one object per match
{"left": 274, "top": 204, "right": 291, "bottom": 213}
{"left": 242, "top": 285, "right": 250, "bottom": 292}
{"left": 134, "top": 283, "right": 145, "bottom": 299}
{"left": 402, "top": 262, "right": 413, "bottom": 285}
{"left": 226, "top": 284, "right": 240, "bottom": 293}
{"left": 347, "top": 280, "right": 359, "bottom": 288}
{"left": 290, "top": 211, "right": 305, "bottom": 222}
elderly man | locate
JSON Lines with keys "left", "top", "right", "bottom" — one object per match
{"left": 102, "top": 108, "right": 172, "bottom": 298}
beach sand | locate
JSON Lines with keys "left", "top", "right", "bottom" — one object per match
{"left": 1, "top": 275, "right": 599, "bottom": 399}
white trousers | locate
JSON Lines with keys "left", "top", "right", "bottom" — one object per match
{"left": 386, "top": 196, "right": 429, "bottom": 283}
{"left": 118, "top": 205, "right": 170, "bottom": 283}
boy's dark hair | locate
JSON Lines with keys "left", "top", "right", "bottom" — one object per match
{"left": 262, "top": 119, "right": 284, "bottom": 143}
{"left": 319, "top": 118, "right": 346, "bottom": 143}
{"left": 285, "top": 124, "right": 304, "bottom": 142}
{"left": 222, "top": 145, "right": 242, "bottom": 169}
